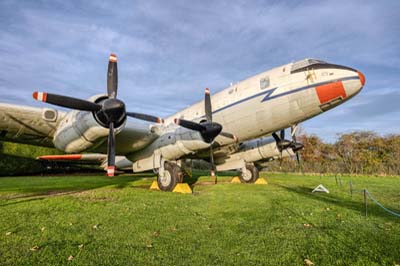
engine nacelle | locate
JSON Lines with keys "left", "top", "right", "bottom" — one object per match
{"left": 53, "top": 95, "right": 125, "bottom": 153}
{"left": 237, "top": 137, "right": 281, "bottom": 162}
{"left": 216, "top": 137, "right": 292, "bottom": 171}
{"left": 130, "top": 127, "right": 211, "bottom": 172}
{"left": 157, "top": 128, "right": 211, "bottom": 159}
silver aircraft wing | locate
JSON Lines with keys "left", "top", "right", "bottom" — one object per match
{"left": 0, "top": 103, "right": 66, "bottom": 147}
{"left": 0, "top": 102, "right": 159, "bottom": 155}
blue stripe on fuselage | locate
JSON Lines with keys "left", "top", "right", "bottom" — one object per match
{"left": 211, "top": 75, "right": 359, "bottom": 115}
{"left": 261, "top": 75, "right": 359, "bottom": 102}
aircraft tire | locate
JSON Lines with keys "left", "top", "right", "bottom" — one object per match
{"left": 239, "top": 164, "right": 259, "bottom": 183}
{"left": 157, "top": 162, "right": 183, "bottom": 191}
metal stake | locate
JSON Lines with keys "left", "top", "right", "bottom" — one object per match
{"left": 364, "top": 189, "right": 368, "bottom": 217}
{"left": 350, "top": 180, "right": 353, "bottom": 198}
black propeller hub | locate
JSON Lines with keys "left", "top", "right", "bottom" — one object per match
{"left": 277, "top": 139, "right": 292, "bottom": 151}
{"left": 102, "top": 98, "right": 126, "bottom": 124}
{"left": 200, "top": 122, "right": 222, "bottom": 143}
{"left": 291, "top": 142, "right": 304, "bottom": 152}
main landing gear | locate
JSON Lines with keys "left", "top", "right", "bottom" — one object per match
{"left": 239, "top": 163, "right": 259, "bottom": 183}
{"left": 157, "top": 162, "right": 183, "bottom": 191}
{"left": 156, "top": 161, "right": 259, "bottom": 190}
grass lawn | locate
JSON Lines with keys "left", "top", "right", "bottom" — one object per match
{"left": 0, "top": 172, "right": 399, "bottom": 265}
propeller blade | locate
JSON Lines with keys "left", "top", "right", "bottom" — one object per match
{"left": 292, "top": 130, "right": 297, "bottom": 143}
{"left": 127, "top": 112, "right": 163, "bottom": 123}
{"left": 280, "top": 129, "right": 285, "bottom": 140}
{"left": 204, "top": 88, "right": 212, "bottom": 122}
{"left": 290, "top": 124, "right": 303, "bottom": 171}
{"left": 209, "top": 145, "right": 217, "bottom": 182}
{"left": 295, "top": 150, "right": 303, "bottom": 173}
{"left": 107, "top": 53, "right": 118, "bottom": 99}
{"left": 33, "top": 91, "right": 101, "bottom": 111}
{"left": 107, "top": 122, "right": 116, "bottom": 177}
{"left": 296, "top": 151, "right": 301, "bottom": 165}
{"left": 220, "top": 131, "right": 237, "bottom": 141}
{"left": 174, "top": 118, "right": 206, "bottom": 132}
{"left": 272, "top": 132, "right": 281, "bottom": 143}
{"left": 292, "top": 142, "right": 304, "bottom": 152}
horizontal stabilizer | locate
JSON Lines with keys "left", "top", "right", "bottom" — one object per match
{"left": 38, "top": 153, "right": 133, "bottom": 171}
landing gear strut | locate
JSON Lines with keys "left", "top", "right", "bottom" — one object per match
{"left": 157, "top": 162, "right": 183, "bottom": 191}
{"left": 239, "top": 164, "right": 259, "bottom": 183}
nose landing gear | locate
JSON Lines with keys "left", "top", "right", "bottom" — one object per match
{"left": 239, "top": 163, "right": 259, "bottom": 183}
{"left": 157, "top": 162, "right": 183, "bottom": 191}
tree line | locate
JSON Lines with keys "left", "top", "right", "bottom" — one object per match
{"left": 2, "top": 130, "right": 400, "bottom": 176}
{"left": 264, "top": 131, "right": 400, "bottom": 175}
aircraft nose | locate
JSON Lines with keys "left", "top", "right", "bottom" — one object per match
{"left": 358, "top": 71, "right": 366, "bottom": 86}
{"left": 342, "top": 70, "right": 365, "bottom": 98}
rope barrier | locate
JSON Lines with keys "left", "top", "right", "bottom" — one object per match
{"left": 364, "top": 189, "right": 400, "bottom": 218}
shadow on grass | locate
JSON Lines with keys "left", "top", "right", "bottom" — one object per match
{"left": 0, "top": 174, "right": 154, "bottom": 206}
{"left": 185, "top": 170, "right": 237, "bottom": 186}
{"left": 277, "top": 184, "right": 400, "bottom": 221}
{"left": 0, "top": 196, "right": 47, "bottom": 207}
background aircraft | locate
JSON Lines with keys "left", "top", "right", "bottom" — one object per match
{"left": 0, "top": 54, "right": 365, "bottom": 191}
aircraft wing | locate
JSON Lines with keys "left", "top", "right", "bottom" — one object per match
{"left": 0, "top": 102, "right": 159, "bottom": 155}
{"left": 0, "top": 103, "right": 66, "bottom": 147}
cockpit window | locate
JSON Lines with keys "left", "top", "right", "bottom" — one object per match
{"left": 290, "top": 58, "right": 355, "bottom": 73}
{"left": 290, "top": 59, "right": 327, "bottom": 73}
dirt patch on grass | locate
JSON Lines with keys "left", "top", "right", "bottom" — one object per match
{"left": 0, "top": 190, "right": 84, "bottom": 201}
{"left": 72, "top": 190, "right": 116, "bottom": 202}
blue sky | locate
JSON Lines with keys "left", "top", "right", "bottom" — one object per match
{"left": 0, "top": 0, "right": 399, "bottom": 141}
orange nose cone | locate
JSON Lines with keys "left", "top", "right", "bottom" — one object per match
{"left": 358, "top": 71, "right": 365, "bottom": 86}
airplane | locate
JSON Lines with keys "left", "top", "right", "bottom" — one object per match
{"left": 0, "top": 54, "right": 365, "bottom": 191}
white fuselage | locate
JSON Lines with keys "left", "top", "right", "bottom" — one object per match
{"left": 126, "top": 59, "right": 364, "bottom": 172}
{"left": 163, "top": 60, "right": 362, "bottom": 146}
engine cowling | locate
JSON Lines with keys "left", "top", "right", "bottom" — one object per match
{"left": 53, "top": 95, "right": 125, "bottom": 153}
{"left": 215, "top": 137, "right": 293, "bottom": 171}
{"left": 240, "top": 137, "right": 282, "bottom": 162}
{"left": 129, "top": 127, "right": 211, "bottom": 172}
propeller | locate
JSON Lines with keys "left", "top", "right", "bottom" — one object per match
{"left": 290, "top": 125, "right": 304, "bottom": 169}
{"left": 272, "top": 130, "right": 292, "bottom": 152}
{"left": 174, "top": 88, "right": 235, "bottom": 179}
{"left": 33, "top": 53, "right": 163, "bottom": 177}
{"left": 272, "top": 127, "right": 304, "bottom": 168}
